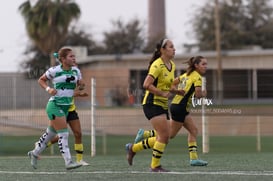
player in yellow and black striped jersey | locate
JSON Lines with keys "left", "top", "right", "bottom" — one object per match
{"left": 126, "top": 38, "right": 178, "bottom": 172}
{"left": 133, "top": 56, "right": 209, "bottom": 167}
{"left": 169, "top": 56, "right": 208, "bottom": 166}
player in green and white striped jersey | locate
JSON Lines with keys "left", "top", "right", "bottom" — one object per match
{"left": 46, "top": 64, "right": 81, "bottom": 105}
{"left": 28, "top": 47, "right": 84, "bottom": 170}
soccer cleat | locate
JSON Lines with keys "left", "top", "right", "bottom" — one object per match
{"left": 77, "top": 160, "right": 90, "bottom": 166}
{"left": 65, "top": 161, "right": 82, "bottom": 170}
{"left": 190, "top": 159, "right": 208, "bottom": 166}
{"left": 125, "top": 143, "right": 136, "bottom": 166}
{"left": 134, "top": 129, "right": 144, "bottom": 143}
{"left": 150, "top": 165, "right": 170, "bottom": 172}
{"left": 28, "top": 151, "right": 38, "bottom": 169}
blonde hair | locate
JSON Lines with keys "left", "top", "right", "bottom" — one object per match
{"left": 57, "top": 47, "right": 73, "bottom": 63}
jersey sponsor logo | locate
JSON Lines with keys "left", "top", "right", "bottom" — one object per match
{"left": 65, "top": 75, "right": 75, "bottom": 83}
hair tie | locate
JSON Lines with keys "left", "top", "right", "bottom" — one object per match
{"left": 53, "top": 52, "right": 60, "bottom": 64}
{"left": 161, "top": 38, "right": 169, "bottom": 48}
{"left": 53, "top": 52, "right": 59, "bottom": 59}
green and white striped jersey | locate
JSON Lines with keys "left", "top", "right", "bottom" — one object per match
{"left": 45, "top": 65, "right": 82, "bottom": 105}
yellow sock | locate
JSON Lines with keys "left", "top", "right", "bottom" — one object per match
{"left": 47, "top": 141, "right": 52, "bottom": 147}
{"left": 143, "top": 131, "right": 150, "bottom": 138}
{"left": 143, "top": 130, "right": 157, "bottom": 138}
{"left": 132, "top": 137, "right": 156, "bottom": 152}
{"left": 151, "top": 141, "right": 166, "bottom": 169}
{"left": 74, "top": 143, "right": 83, "bottom": 162}
{"left": 149, "top": 130, "right": 157, "bottom": 137}
{"left": 188, "top": 142, "right": 198, "bottom": 160}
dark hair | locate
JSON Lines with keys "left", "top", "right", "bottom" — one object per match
{"left": 148, "top": 38, "right": 169, "bottom": 70}
{"left": 184, "top": 56, "right": 204, "bottom": 75}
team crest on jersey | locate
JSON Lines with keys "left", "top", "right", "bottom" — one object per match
{"left": 178, "top": 77, "right": 188, "bottom": 89}
{"left": 72, "top": 70, "right": 78, "bottom": 75}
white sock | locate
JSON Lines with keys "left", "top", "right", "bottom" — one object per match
{"left": 57, "top": 130, "right": 72, "bottom": 165}
{"left": 33, "top": 127, "right": 56, "bottom": 156}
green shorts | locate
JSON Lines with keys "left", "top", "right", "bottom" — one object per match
{"left": 46, "top": 101, "right": 70, "bottom": 120}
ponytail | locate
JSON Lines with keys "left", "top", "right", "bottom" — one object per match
{"left": 184, "top": 56, "right": 204, "bottom": 75}
{"left": 148, "top": 38, "right": 169, "bottom": 70}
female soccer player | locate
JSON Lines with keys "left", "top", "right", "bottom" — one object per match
{"left": 28, "top": 47, "right": 83, "bottom": 170}
{"left": 126, "top": 38, "right": 177, "bottom": 172}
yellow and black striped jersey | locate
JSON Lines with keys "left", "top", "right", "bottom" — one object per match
{"left": 142, "top": 58, "right": 175, "bottom": 109}
{"left": 171, "top": 70, "right": 202, "bottom": 110}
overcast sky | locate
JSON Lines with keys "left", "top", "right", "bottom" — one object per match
{"left": 0, "top": 0, "right": 206, "bottom": 72}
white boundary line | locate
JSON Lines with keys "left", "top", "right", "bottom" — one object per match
{"left": 1, "top": 170, "right": 273, "bottom": 176}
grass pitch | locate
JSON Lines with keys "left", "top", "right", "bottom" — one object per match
{"left": 1, "top": 153, "right": 273, "bottom": 181}
{"left": 1, "top": 135, "right": 273, "bottom": 180}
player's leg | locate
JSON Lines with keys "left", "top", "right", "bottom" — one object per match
{"left": 51, "top": 115, "right": 81, "bottom": 169}
{"left": 48, "top": 102, "right": 81, "bottom": 170}
{"left": 67, "top": 111, "right": 89, "bottom": 166}
{"left": 28, "top": 126, "right": 57, "bottom": 169}
{"left": 33, "top": 126, "right": 57, "bottom": 153}
{"left": 169, "top": 119, "right": 183, "bottom": 139}
{"left": 183, "top": 115, "right": 208, "bottom": 166}
{"left": 127, "top": 129, "right": 157, "bottom": 166}
{"left": 134, "top": 128, "right": 157, "bottom": 143}
{"left": 46, "top": 135, "right": 58, "bottom": 147}
{"left": 126, "top": 136, "right": 156, "bottom": 165}
{"left": 149, "top": 114, "right": 170, "bottom": 172}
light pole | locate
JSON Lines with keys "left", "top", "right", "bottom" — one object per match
{"left": 214, "top": 0, "right": 223, "bottom": 104}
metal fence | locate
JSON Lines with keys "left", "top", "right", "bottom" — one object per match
{"left": 0, "top": 73, "right": 273, "bottom": 137}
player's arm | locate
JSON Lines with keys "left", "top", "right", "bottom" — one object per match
{"left": 38, "top": 73, "right": 57, "bottom": 95}
{"left": 74, "top": 91, "right": 88, "bottom": 97}
{"left": 74, "top": 79, "right": 87, "bottom": 97}
{"left": 143, "top": 75, "right": 170, "bottom": 98}
{"left": 77, "top": 79, "right": 85, "bottom": 90}
{"left": 170, "top": 77, "right": 185, "bottom": 96}
{"left": 75, "top": 66, "right": 85, "bottom": 90}
{"left": 195, "top": 86, "right": 206, "bottom": 98}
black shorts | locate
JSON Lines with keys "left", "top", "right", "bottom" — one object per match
{"left": 170, "top": 104, "right": 189, "bottom": 123}
{"left": 67, "top": 110, "right": 79, "bottom": 122}
{"left": 143, "top": 104, "right": 169, "bottom": 120}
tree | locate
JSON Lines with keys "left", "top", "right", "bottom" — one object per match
{"left": 142, "top": 34, "right": 165, "bottom": 53}
{"left": 19, "top": 0, "right": 81, "bottom": 66}
{"left": 244, "top": 0, "right": 273, "bottom": 48}
{"left": 63, "top": 25, "right": 105, "bottom": 55}
{"left": 192, "top": 0, "right": 273, "bottom": 50}
{"left": 103, "top": 18, "right": 145, "bottom": 54}
{"left": 20, "top": 45, "right": 50, "bottom": 79}
{"left": 21, "top": 25, "right": 100, "bottom": 79}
